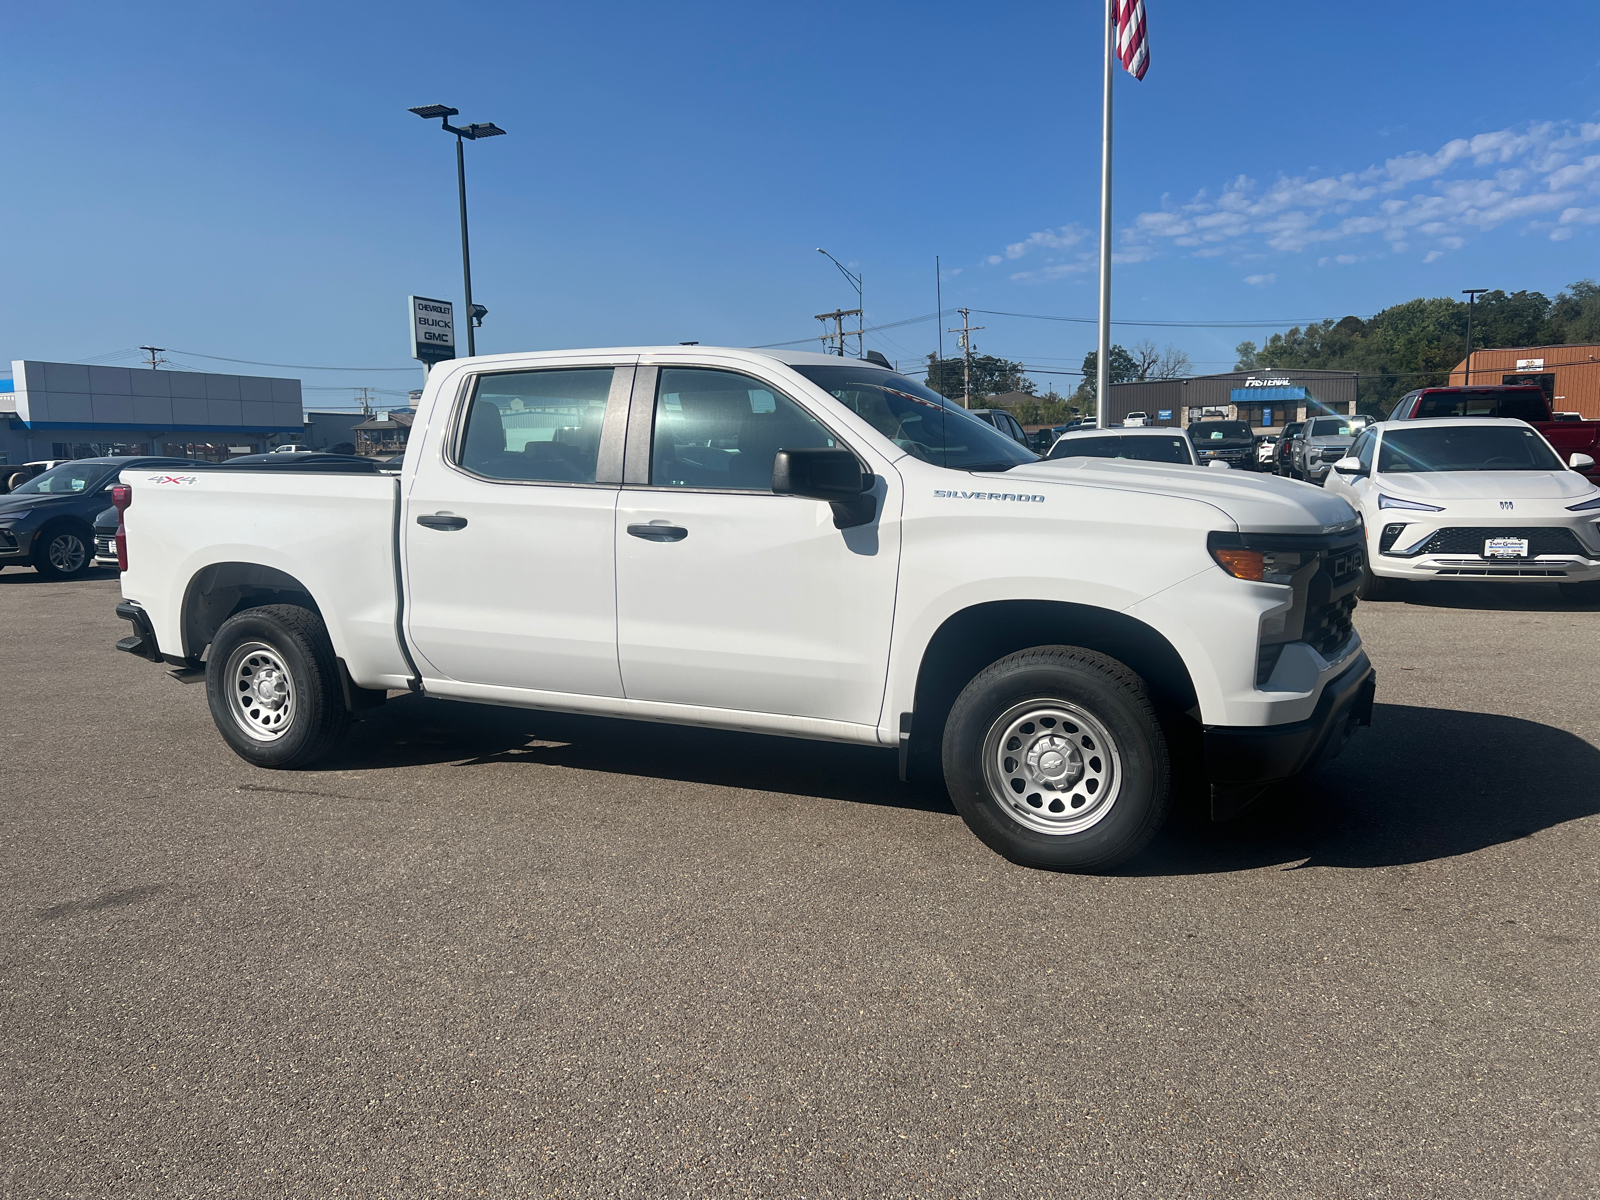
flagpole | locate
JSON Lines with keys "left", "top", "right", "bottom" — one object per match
{"left": 1096, "top": 0, "right": 1114, "bottom": 429}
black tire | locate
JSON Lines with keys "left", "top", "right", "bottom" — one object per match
{"left": 1355, "top": 569, "right": 1403, "bottom": 601}
{"left": 32, "top": 521, "right": 93, "bottom": 580}
{"left": 1558, "top": 580, "right": 1600, "bottom": 606}
{"left": 205, "top": 604, "right": 351, "bottom": 769}
{"left": 942, "top": 646, "right": 1171, "bottom": 872}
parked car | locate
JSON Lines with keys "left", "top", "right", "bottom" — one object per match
{"left": 1, "top": 459, "right": 67, "bottom": 494}
{"left": 1290, "top": 416, "right": 1358, "bottom": 484}
{"left": 968, "top": 408, "right": 1033, "bottom": 449}
{"left": 0, "top": 456, "right": 196, "bottom": 579}
{"left": 1187, "top": 420, "right": 1259, "bottom": 471}
{"left": 1325, "top": 418, "right": 1600, "bottom": 604}
{"left": 1122, "top": 412, "right": 1149, "bottom": 427}
{"left": 1272, "top": 422, "right": 1304, "bottom": 475}
{"left": 113, "top": 346, "right": 1372, "bottom": 873}
{"left": 93, "top": 504, "right": 120, "bottom": 568}
{"left": 1047, "top": 426, "right": 1225, "bottom": 468}
{"left": 1387, "top": 385, "right": 1600, "bottom": 483}
{"left": 268, "top": 443, "right": 316, "bottom": 454}
{"left": 1256, "top": 433, "right": 1279, "bottom": 466}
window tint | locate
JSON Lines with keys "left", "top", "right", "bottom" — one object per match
{"left": 651, "top": 368, "right": 837, "bottom": 490}
{"left": 1048, "top": 435, "right": 1192, "bottom": 464}
{"left": 459, "top": 368, "right": 614, "bottom": 483}
{"left": 1353, "top": 430, "right": 1376, "bottom": 469}
{"left": 1378, "top": 425, "right": 1564, "bottom": 473}
{"left": 1309, "top": 418, "right": 1352, "bottom": 437}
{"left": 1413, "top": 390, "right": 1546, "bottom": 422}
{"left": 1189, "top": 421, "right": 1252, "bottom": 441}
{"left": 11, "top": 464, "right": 111, "bottom": 494}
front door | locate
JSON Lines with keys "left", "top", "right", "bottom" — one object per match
{"left": 614, "top": 364, "right": 901, "bottom": 728}
{"left": 404, "top": 361, "right": 631, "bottom": 695}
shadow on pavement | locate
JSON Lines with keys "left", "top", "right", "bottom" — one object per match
{"left": 1378, "top": 579, "right": 1600, "bottom": 611}
{"left": 0, "top": 565, "right": 121, "bottom": 585}
{"left": 1127, "top": 701, "right": 1600, "bottom": 874}
{"left": 325, "top": 696, "right": 1598, "bottom": 869}
{"left": 323, "top": 693, "right": 956, "bottom": 816}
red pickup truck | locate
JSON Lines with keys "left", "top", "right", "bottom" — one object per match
{"left": 1387, "top": 385, "right": 1600, "bottom": 481}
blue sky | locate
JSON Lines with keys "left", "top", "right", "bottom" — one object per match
{"left": 5, "top": 1, "right": 1600, "bottom": 407}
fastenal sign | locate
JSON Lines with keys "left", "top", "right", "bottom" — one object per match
{"left": 409, "top": 295, "right": 456, "bottom": 364}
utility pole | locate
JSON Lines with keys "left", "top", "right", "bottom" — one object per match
{"left": 935, "top": 256, "right": 943, "bottom": 362}
{"left": 814, "top": 308, "right": 863, "bottom": 357}
{"left": 947, "top": 308, "right": 984, "bottom": 408}
{"left": 1461, "top": 289, "right": 1488, "bottom": 383}
{"left": 139, "top": 346, "right": 167, "bottom": 370}
{"left": 355, "top": 387, "right": 375, "bottom": 416}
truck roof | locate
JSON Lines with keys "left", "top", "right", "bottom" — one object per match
{"left": 436, "top": 347, "right": 894, "bottom": 371}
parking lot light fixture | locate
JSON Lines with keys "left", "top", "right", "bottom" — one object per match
{"left": 410, "top": 104, "right": 507, "bottom": 356}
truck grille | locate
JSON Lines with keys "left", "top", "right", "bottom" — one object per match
{"left": 94, "top": 534, "right": 116, "bottom": 559}
{"left": 1251, "top": 534, "right": 1363, "bottom": 684}
{"left": 1416, "top": 526, "right": 1586, "bottom": 558}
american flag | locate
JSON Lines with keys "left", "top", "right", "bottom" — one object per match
{"left": 1116, "top": 0, "right": 1149, "bottom": 80}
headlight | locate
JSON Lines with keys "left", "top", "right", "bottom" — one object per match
{"left": 1566, "top": 492, "right": 1600, "bottom": 512}
{"left": 1378, "top": 493, "right": 1444, "bottom": 512}
{"left": 1208, "top": 544, "right": 1311, "bottom": 584}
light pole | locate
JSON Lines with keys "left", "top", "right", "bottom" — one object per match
{"left": 816, "top": 248, "right": 863, "bottom": 357}
{"left": 1461, "top": 288, "right": 1488, "bottom": 384}
{"left": 409, "top": 104, "right": 506, "bottom": 357}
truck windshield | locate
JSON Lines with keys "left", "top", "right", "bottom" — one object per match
{"left": 1188, "top": 422, "right": 1252, "bottom": 441}
{"left": 790, "top": 365, "right": 1038, "bottom": 471}
{"left": 1379, "top": 425, "right": 1564, "bottom": 473}
{"left": 10, "top": 463, "right": 113, "bottom": 494}
{"left": 1048, "top": 435, "right": 1192, "bottom": 464}
{"left": 1413, "top": 390, "right": 1546, "bottom": 421}
{"left": 1307, "top": 418, "right": 1352, "bottom": 437}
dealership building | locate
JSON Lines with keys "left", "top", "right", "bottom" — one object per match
{"left": 1, "top": 360, "right": 305, "bottom": 468}
{"left": 1106, "top": 368, "right": 1358, "bottom": 430}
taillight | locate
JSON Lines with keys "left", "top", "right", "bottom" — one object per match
{"left": 112, "top": 484, "right": 132, "bottom": 571}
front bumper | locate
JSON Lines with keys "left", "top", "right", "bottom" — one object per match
{"left": 1203, "top": 657, "right": 1376, "bottom": 819}
{"left": 0, "top": 527, "right": 35, "bottom": 562}
{"left": 1372, "top": 518, "right": 1600, "bottom": 582}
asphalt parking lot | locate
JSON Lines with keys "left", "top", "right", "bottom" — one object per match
{"left": 3, "top": 567, "right": 1597, "bottom": 1199}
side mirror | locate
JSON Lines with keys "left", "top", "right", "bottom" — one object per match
{"left": 772, "top": 447, "right": 876, "bottom": 529}
{"left": 1207, "top": 459, "right": 1231, "bottom": 470}
{"left": 1570, "top": 452, "right": 1595, "bottom": 471}
{"left": 1332, "top": 456, "right": 1366, "bottom": 477}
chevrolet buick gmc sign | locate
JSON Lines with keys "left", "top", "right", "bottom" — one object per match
{"left": 409, "top": 296, "right": 456, "bottom": 364}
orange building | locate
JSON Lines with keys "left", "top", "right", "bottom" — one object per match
{"left": 1448, "top": 344, "right": 1600, "bottom": 418}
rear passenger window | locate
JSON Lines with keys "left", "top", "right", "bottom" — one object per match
{"left": 459, "top": 368, "right": 614, "bottom": 483}
{"left": 1353, "top": 430, "right": 1376, "bottom": 470}
{"left": 651, "top": 368, "right": 836, "bottom": 490}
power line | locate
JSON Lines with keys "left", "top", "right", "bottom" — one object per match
{"left": 165, "top": 349, "right": 421, "bottom": 372}
{"left": 971, "top": 308, "right": 1352, "bottom": 329}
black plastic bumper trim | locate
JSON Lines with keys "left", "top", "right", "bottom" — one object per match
{"left": 113, "top": 600, "right": 163, "bottom": 663}
{"left": 1203, "top": 658, "right": 1376, "bottom": 818}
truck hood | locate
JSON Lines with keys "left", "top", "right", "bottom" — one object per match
{"left": 1375, "top": 470, "right": 1598, "bottom": 502}
{"left": 989, "top": 458, "right": 1358, "bottom": 534}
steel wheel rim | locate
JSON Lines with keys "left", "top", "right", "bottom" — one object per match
{"left": 224, "top": 641, "right": 296, "bottom": 743}
{"left": 981, "top": 699, "right": 1122, "bottom": 836}
{"left": 48, "top": 533, "right": 86, "bottom": 572}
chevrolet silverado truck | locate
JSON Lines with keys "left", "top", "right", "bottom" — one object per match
{"left": 1389, "top": 384, "right": 1600, "bottom": 483}
{"left": 112, "top": 347, "right": 1375, "bottom": 872}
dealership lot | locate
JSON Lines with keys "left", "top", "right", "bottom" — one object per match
{"left": 3, "top": 572, "right": 1597, "bottom": 1198}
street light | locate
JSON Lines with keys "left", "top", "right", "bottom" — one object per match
{"left": 816, "top": 248, "right": 863, "bottom": 357}
{"left": 409, "top": 104, "right": 507, "bottom": 357}
{"left": 1461, "top": 288, "right": 1489, "bottom": 384}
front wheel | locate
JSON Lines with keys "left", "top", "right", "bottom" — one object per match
{"left": 205, "top": 604, "right": 351, "bottom": 768}
{"left": 33, "top": 522, "right": 93, "bottom": 579}
{"left": 942, "top": 647, "right": 1170, "bottom": 872}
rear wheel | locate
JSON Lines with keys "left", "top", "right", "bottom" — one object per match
{"left": 1558, "top": 580, "right": 1600, "bottom": 606}
{"left": 942, "top": 647, "right": 1170, "bottom": 872}
{"left": 205, "top": 604, "right": 351, "bottom": 768}
{"left": 32, "top": 522, "right": 93, "bottom": 580}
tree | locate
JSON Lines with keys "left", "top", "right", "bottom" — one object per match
{"left": 1131, "top": 339, "right": 1192, "bottom": 380}
{"left": 1072, "top": 344, "right": 1138, "bottom": 404}
{"left": 924, "top": 353, "right": 1034, "bottom": 402}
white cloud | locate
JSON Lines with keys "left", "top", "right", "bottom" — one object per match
{"left": 1244, "top": 273, "right": 1276, "bottom": 286}
{"left": 1108, "top": 120, "right": 1600, "bottom": 268}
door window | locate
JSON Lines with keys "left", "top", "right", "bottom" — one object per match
{"left": 1353, "top": 430, "right": 1376, "bottom": 470}
{"left": 458, "top": 368, "right": 614, "bottom": 483}
{"left": 651, "top": 368, "right": 837, "bottom": 490}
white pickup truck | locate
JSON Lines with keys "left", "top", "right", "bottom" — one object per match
{"left": 113, "top": 347, "right": 1374, "bottom": 871}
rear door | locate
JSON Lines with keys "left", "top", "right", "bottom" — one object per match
{"left": 403, "top": 357, "right": 633, "bottom": 695}
{"left": 613, "top": 362, "right": 902, "bottom": 727}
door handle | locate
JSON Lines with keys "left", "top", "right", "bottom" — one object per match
{"left": 627, "top": 522, "right": 688, "bottom": 542}
{"left": 416, "top": 513, "right": 468, "bottom": 531}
